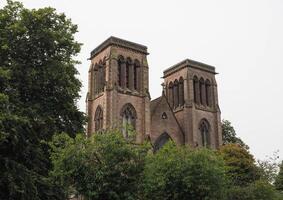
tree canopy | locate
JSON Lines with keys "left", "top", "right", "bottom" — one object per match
{"left": 142, "top": 142, "right": 227, "bottom": 200}
{"left": 0, "top": 1, "right": 85, "bottom": 199}
{"left": 275, "top": 161, "right": 283, "bottom": 191}
{"left": 50, "top": 131, "right": 149, "bottom": 200}
{"left": 219, "top": 144, "right": 260, "bottom": 187}
{"left": 222, "top": 119, "right": 249, "bottom": 149}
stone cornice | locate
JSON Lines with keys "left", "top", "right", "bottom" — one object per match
{"left": 163, "top": 59, "right": 217, "bottom": 78}
{"left": 90, "top": 36, "right": 148, "bottom": 59}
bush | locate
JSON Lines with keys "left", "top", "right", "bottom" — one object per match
{"left": 143, "top": 142, "right": 227, "bottom": 200}
{"left": 50, "top": 131, "right": 149, "bottom": 200}
{"left": 227, "top": 180, "right": 279, "bottom": 200}
{"left": 219, "top": 144, "right": 260, "bottom": 186}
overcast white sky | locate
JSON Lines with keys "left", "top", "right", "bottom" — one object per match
{"left": 1, "top": 0, "right": 282, "bottom": 160}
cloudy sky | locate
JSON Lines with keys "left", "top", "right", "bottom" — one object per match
{"left": 1, "top": 0, "right": 282, "bottom": 160}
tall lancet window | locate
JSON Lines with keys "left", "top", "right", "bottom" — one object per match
{"left": 94, "top": 106, "right": 103, "bottom": 131}
{"left": 126, "top": 58, "right": 132, "bottom": 89}
{"left": 120, "top": 103, "right": 137, "bottom": 138}
{"left": 193, "top": 76, "right": 199, "bottom": 104}
{"left": 118, "top": 56, "right": 125, "bottom": 87}
{"left": 134, "top": 59, "right": 140, "bottom": 91}
{"left": 168, "top": 82, "right": 174, "bottom": 108}
{"left": 199, "top": 119, "right": 210, "bottom": 147}
{"left": 179, "top": 77, "right": 184, "bottom": 106}
{"left": 199, "top": 78, "right": 205, "bottom": 105}
{"left": 205, "top": 79, "right": 212, "bottom": 107}
{"left": 173, "top": 79, "right": 179, "bottom": 108}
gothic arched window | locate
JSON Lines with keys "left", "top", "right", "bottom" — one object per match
{"left": 199, "top": 78, "right": 205, "bottom": 105}
{"left": 118, "top": 56, "right": 125, "bottom": 87}
{"left": 168, "top": 82, "right": 174, "bottom": 108}
{"left": 126, "top": 58, "right": 132, "bottom": 89}
{"left": 93, "top": 63, "right": 99, "bottom": 94}
{"left": 134, "top": 59, "right": 140, "bottom": 91}
{"left": 173, "top": 79, "right": 179, "bottom": 108}
{"left": 199, "top": 119, "right": 210, "bottom": 147}
{"left": 97, "top": 60, "right": 105, "bottom": 93}
{"left": 179, "top": 77, "right": 184, "bottom": 106}
{"left": 94, "top": 106, "right": 103, "bottom": 131}
{"left": 153, "top": 132, "right": 172, "bottom": 152}
{"left": 193, "top": 76, "right": 199, "bottom": 104}
{"left": 205, "top": 79, "right": 212, "bottom": 107}
{"left": 120, "top": 103, "right": 137, "bottom": 138}
{"left": 102, "top": 60, "right": 106, "bottom": 91}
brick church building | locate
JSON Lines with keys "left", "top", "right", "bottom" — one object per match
{"left": 86, "top": 36, "right": 222, "bottom": 150}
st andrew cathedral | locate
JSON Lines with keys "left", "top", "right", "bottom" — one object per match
{"left": 86, "top": 37, "right": 222, "bottom": 150}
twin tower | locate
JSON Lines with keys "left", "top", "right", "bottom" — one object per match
{"left": 86, "top": 37, "right": 222, "bottom": 149}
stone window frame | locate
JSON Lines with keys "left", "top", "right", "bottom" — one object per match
{"left": 120, "top": 103, "right": 137, "bottom": 138}
{"left": 133, "top": 59, "right": 140, "bottom": 91}
{"left": 168, "top": 81, "right": 174, "bottom": 108}
{"left": 199, "top": 118, "right": 210, "bottom": 147}
{"left": 153, "top": 132, "right": 172, "bottom": 152}
{"left": 161, "top": 112, "right": 167, "bottom": 119}
{"left": 94, "top": 105, "right": 103, "bottom": 131}
{"left": 179, "top": 77, "right": 184, "bottom": 106}
{"left": 199, "top": 77, "right": 205, "bottom": 105}
{"left": 193, "top": 75, "right": 200, "bottom": 104}
{"left": 173, "top": 79, "right": 179, "bottom": 109}
{"left": 117, "top": 55, "right": 125, "bottom": 87}
{"left": 205, "top": 79, "right": 212, "bottom": 107}
{"left": 117, "top": 55, "right": 141, "bottom": 93}
{"left": 167, "top": 77, "right": 184, "bottom": 109}
{"left": 193, "top": 75, "right": 213, "bottom": 107}
{"left": 93, "top": 59, "right": 106, "bottom": 95}
{"left": 126, "top": 57, "right": 132, "bottom": 89}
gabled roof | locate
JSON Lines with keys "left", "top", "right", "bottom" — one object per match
{"left": 150, "top": 92, "right": 185, "bottom": 143}
{"left": 150, "top": 96, "right": 162, "bottom": 115}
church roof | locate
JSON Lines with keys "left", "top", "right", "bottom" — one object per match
{"left": 90, "top": 36, "right": 148, "bottom": 59}
{"left": 163, "top": 58, "right": 216, "bottom": 78}
{"left": 150, "top": 96, "right": 162, "bottom": 114}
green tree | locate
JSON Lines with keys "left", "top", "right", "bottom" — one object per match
{"left": 50, "top": 131, "right": 149, "bottom": 200}
{"left": 275, "top": 161, "right": 283, "bottom": 191}
{"left": 219, "top": 144, "right": 260, "bottom": 187}
{"left": 222, "top": 119, "right": 249, "bottom": 149}
{"left": 0, "top": 1, "right": 85, "bottom": 199}
{"left": 257, "top": 151, "right": 280, "bottom": 183}
{"left": 143, "top": 142, "right": 227, "bottom": 200}
{"left": 227, "top": 180, "right": 279, "bottom": 200}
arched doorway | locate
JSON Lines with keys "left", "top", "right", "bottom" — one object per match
{"left": 153, "top": 132, "right": 172, "bottom": 152}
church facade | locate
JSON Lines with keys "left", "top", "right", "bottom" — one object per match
{"left": 86, "top": 36, "right": 222, "bottom": 149}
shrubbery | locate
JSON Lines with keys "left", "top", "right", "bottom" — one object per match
{"left": 50, "top": 130, "right": 283, "bottom": 200}
{"left": 143, "top": 141, "right": 227, "bottom": 200}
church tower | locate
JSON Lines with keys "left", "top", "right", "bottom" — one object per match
{"left": 86, "top": 37, "right": 151, "bottom": 142}
{"left": 150, "top": 59, "right": 222, "bottom": 149}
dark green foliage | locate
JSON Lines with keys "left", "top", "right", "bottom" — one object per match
{"left": 0, "top": 1, "right": 85, "bottom": 199}
{"left": 227, "top": 180, "right": 279, "bottom": 200}
{"left": 275, "top": 161, "right": 283, "bottom": 191}
{"left": 143, "top": 142, "right": 227, "bottom": 200}
{"left": 222, "top": 119, "right": 249, "bottom": 149}
{"left": 49, "top": 131, "right": 282, "bottom": 200}
{"left": 0, "top": 0, "right": 84, "bottom": 139}
{"left": 50, "top": 131, "right": 149, "bottom": 200}
{"left": 219, "top": 144, "right": 260, "bottom": 187}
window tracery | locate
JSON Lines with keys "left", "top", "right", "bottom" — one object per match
{"left": 199, "top": 119, "right": 210, "bottom": 147}
{"left": 94, "top": 106, "right": 103, "bottom": 131}
{"left": 120, "top": 103, "right": 137, "bottom": 138}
